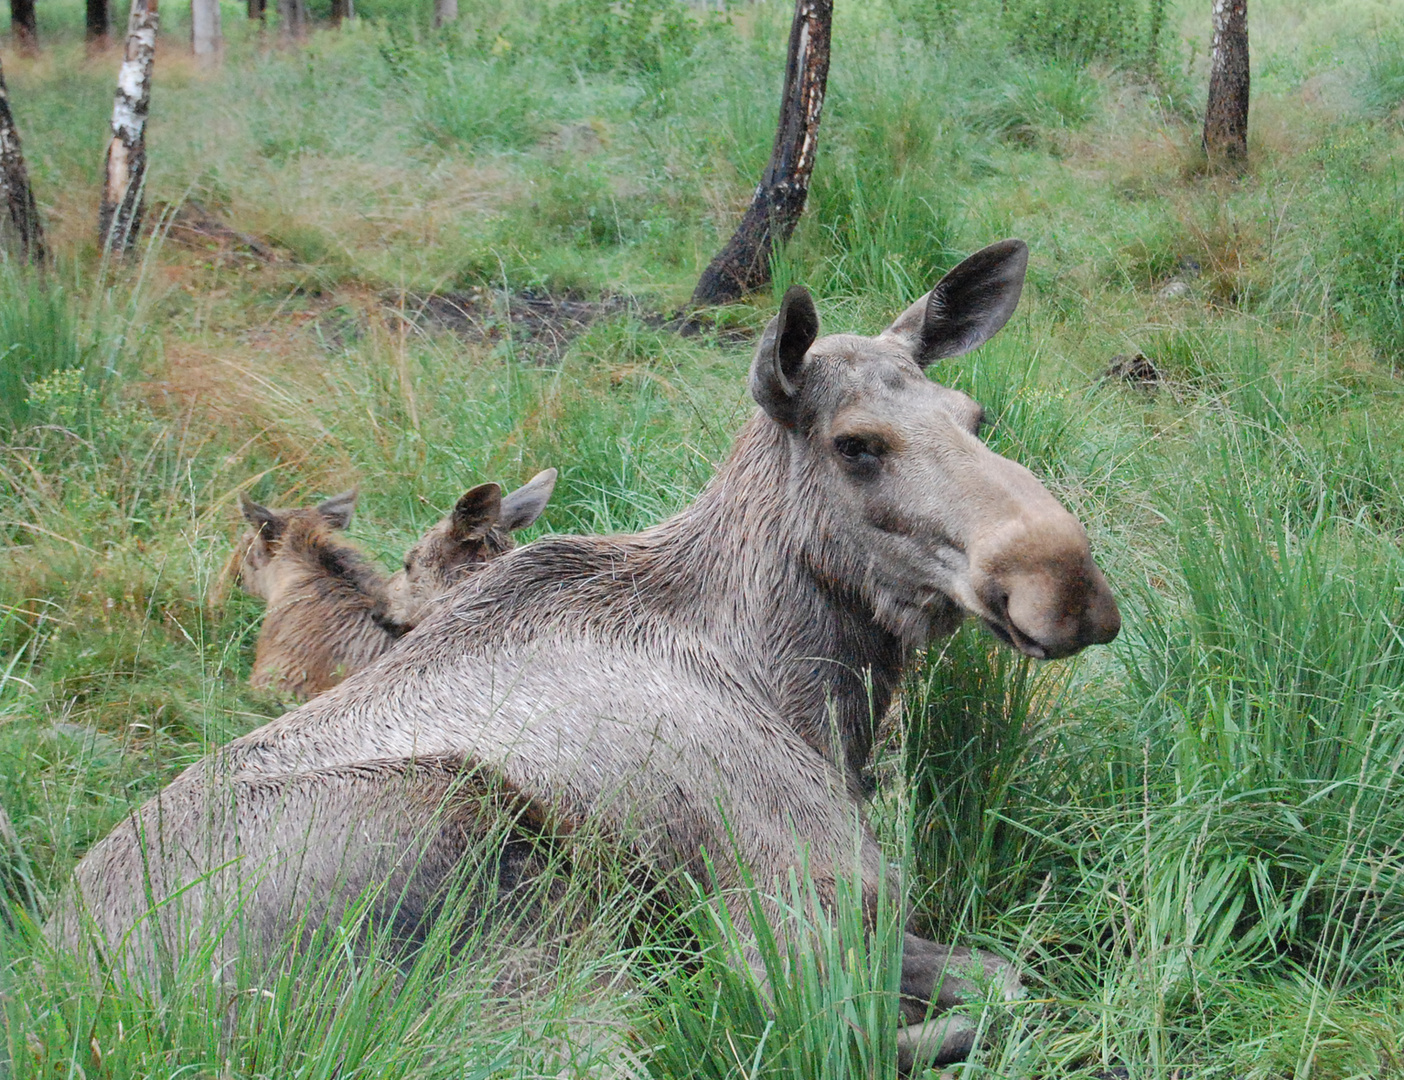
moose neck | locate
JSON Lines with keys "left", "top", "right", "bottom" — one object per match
{"left": 647, "top": 413, "right": 908, "bottom": 779}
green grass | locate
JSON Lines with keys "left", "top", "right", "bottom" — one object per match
{"left": 3, "top": 0, "right": 1404, "bottom": 1075}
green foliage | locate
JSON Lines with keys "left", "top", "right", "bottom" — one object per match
{"left": 541, "top": 0, "right": 705, "bottom": 76}
{"left": 0, "top": 266, "right": 93, "bottom": 430}
{"left": 1333, "top": 167, "right": 1404, "bottom": 366}
{"left": 1360, "top": 28, "right": 1404, "bottom": 116}
{"left": 973, "top": 64, "right": 1100, "bottom": 147}
{"left": 1002, "top": 0, "right": 1168, "bottom": 67}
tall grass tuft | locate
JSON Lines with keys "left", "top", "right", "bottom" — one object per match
{"left": 0, "top": 265, "right": 92, "bottom": 430}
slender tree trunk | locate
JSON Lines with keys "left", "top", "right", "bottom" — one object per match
{"left": 1203, "top": 0, "right": 1249, "bottom": 164}
{"left": 277, "top": 0, "right": 306, "bottom": 39}
{"left": 329, "top": 0, "right": 352, "bottom": 26}
{"left": 10, "top": 0, "right": 38, "bottom": 54}
{"left": 0, "top": 54, "right": 45, "bottom": 264}
{"left": 191, "top": 0, "right": 219, "bottom": 57}
{"left": 433, "top": 0, "right": 456, "bottom": 29}
{"left": 247, "top": 0, "right": 265, "bottom": 22}
{"left": 98, "top": 0, "right": 157, "bottom": 256}
{"left": 87, "top": 0, "right": 111, "bottom": 45}
{"left": 691, "top": 0, "right": 832, "bottom": 306}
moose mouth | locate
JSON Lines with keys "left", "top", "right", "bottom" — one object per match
{"left": 981, "top": 617, "right": 1049, "bottom": 661}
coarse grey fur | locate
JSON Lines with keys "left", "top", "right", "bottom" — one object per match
{"left": 235, "top": 472, "right": 555, "bottom": 702}
{"left": 55, "top": 241, "right": 1120, "bottom": 1066}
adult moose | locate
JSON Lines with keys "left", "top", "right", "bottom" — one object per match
{"left": 56, "top": 240, "right": 1119, "bottom": 1069}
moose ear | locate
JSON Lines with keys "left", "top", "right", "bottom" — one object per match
{"left": 749, "top": 285, "right": 820, "bottom": 428}
{"left": 451, "top": 483, "right": 502, "bottom": 541}
{"left": 316, "top": 489, "right": 358, "bottom": 530}
{"left": 499, "top": 468, "right": 557, "bottom": 533}
{"left": 880, "top": 239, "right": 1028, "bottom": 367}
{"left": 239, "top": 492, "right": 286, "bottom": 541}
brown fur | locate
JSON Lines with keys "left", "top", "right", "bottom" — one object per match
{"left": 56, "top": 242, "right": 1119, "bottom": 1068}
{"left": 236, "top": 472, "right": 555, "bottom": 702}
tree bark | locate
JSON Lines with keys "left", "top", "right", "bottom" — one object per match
{"left": 0, "top": 54, "right": 45, "bottom": 264}
{"left": 191, "top": 0, "right": 220, "bottom": 57}
{"left": 330, "top": 0, "right": 352, "bottom": 26}
{"left": 10, "top": 0, "right": 38, "bottom": 54}
{"left": 1203, "top": 0, "right": 1249, "bottom": 164}
{"left": 248, "top": 0, "right": 265, "bottom": 22}
{"left": 433, "top": 0, "right": 456, "bottom": 29}
{"left": 691, "top": 0, "right": 832, "bottom": 306}
{"left": 87, "top": 0, "right": 111, "bottom": 45}
{"left": 277, "top": 0, "right": 306, "bottom": 39}
{"left": 98, "top": 0, "right": 157, "bottom": 256}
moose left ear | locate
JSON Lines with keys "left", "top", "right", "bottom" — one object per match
{"left": 451, "top": 483, "right": 502, "bottom": 541}
{"left": 880, "top": 239, "right": 1028, "bottom": 367}
{"left": 749, "top": 285, "right": 820, "bottom": 428}
{"left": 316, "top": 489, "right": 358, "bottom": 530}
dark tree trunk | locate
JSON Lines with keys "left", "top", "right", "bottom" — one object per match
{"left": 10, "top": 0, "right": 38, "bottom": 54}
{"left": 277, "top": 0, "right": 306, "bottom": 39}
{"left": 248, "top": 0, "right": 265, "bottom": 22}
{"left": 86, "top": 0, "right": 110, "bottom": 44}
{"left": 1203, "top": 0, "right": 1249, "bottom": 164}
{"left": 0, "top": 54, "right": 45, "bottom": 264}
{"left": 691, "top": 0, "right": 832, "bottom": 306}
{"left": 98, "top": 0, "right": 157, "bottom": 256}
{"left": 330, "top": 0, "right": 352, "bottom": 26}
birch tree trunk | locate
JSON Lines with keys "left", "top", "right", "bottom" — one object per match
{"left": 277, "top": 0, "right": 306, "bottom": 40}
{"left": 691, "top": 0, "right": 832, "bottom": 306}
{"left": 10, "top": 0, "right": 38, "bottom": 54}
{"left": 0, "top": 54, "right": 45, "bottom": 264}
{"left": 191, "top": 0, "right": 220, "bottom": 57}
{"left": 1203, "top": 0, "right": 1249, "bottom": 164}
{"left": 433, "top": 0, "right": 456, "bottom": 29}
{"left": 98, "top": 0, "right": 157, "bottom": 256}
{"left": 87, "top": 0, "right": 111, "bottom": 45}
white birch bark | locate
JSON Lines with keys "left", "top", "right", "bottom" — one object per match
{"left": 191, "top": 0, "right": 221, "bottom": 58}
{"left": 99, "top": 0, "right": 158, "bottom": 255}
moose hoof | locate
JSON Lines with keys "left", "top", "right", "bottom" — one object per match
{"left": 896, "top": 1014, "right": 976, "bottom": 1074}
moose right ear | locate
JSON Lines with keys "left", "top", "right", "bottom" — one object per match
{"left": 499, "top": 468, "right": 557, "bottom": 533}
{"left": 451, "top": 483, "right": 503, "bottom": 541}
{"left": 316, "top": 489, "right": 357, "bottom": 530}
{"left": 239, "top": 492, "right": 286, "bottom": 541}
{"left": 749, "top": 285, "right": 820, "bottom": 428}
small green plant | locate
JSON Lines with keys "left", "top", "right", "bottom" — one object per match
{"left": 1003, "top": 0, "right": 1166, "bottom": 67}
{"left": 0, "top": 267, "right": 92, "bottom": 430}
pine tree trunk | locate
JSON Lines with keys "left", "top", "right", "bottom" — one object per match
{"left": 10, "top": 0, "right": 38, "bottom": 54}
{"left": 691, "top": 0, "right": 832, "bottom": 306}
{"left": 248, "top": 0, "right": 265, "bottom": 23}
{"left": 0, "top": 54, "right": 45, "bottom": 264}
{"left": 329, "top": 0, "right": 352, "bottom": 26}
{"left": 1203, "top": 0, "right": 1249, "bottom": 164}
{"left": 191, "top": 0, "right": 220, "bottom": 57}
{"left": 98, "top": 0, "right": 157, "bottom": 256}
{"left": 433, "top": 0, "right": 456, "bottom": 29}
{"left": 87, "top": 0, "right": 111, "bottom": 44}
{"left": 277, "top": 0, "right": 306, "bottom": 39}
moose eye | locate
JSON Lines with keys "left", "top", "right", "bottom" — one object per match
{"left": 833, "top": 434, "right": 885, "bottom": 466}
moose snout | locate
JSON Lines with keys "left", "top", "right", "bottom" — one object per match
{"left": 970, "top": 513, "right": 1121, "bottom": 660}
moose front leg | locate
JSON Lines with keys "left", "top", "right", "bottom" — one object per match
{"left": 896, "top": 932, "right": 1023, "bottom": 1072}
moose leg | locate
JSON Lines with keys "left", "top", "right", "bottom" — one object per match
{"left": 896, "top": 932, "right": 1023, "bottom": 1071}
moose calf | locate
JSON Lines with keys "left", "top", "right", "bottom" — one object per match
{"left": 235, "top": 469, "right": 556, "bottom": 701}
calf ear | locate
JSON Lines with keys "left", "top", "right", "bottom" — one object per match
{"left": 239, "top": 492, "right": 286, "bottom": 541}
{"left": 880, "top": 239, "right": 1028, "bottom": 366}
{"left": 316, "top": 489, "right": 358, "bottom": 530}
{"left": 499, "top": 468, "right": 557, "bottom": 532}
{"left": 451, "top": 483, "right": 502, "bottom": 540}
{"left": 750, "top": 285, "right": 820, "bottom": 428}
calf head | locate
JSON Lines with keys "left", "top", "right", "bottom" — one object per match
{"left": 753, "top": 240, "right": 1120, "bottom": 658}
{"left": 386, "top": 468, "right": 557, "bottom": 627}
{"left": 235, "top": 490, "right": 358, "bottom": 602}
